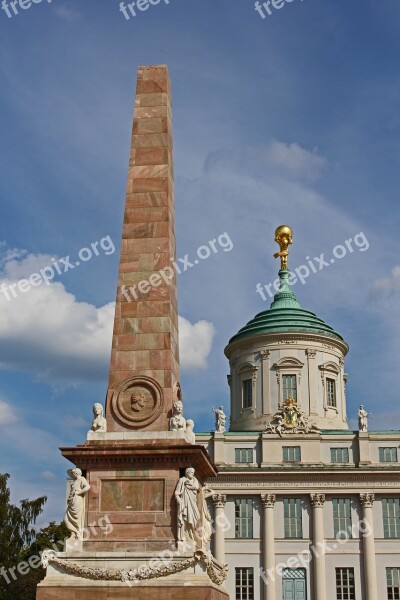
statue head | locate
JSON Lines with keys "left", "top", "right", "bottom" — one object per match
{"left": 69, "top": 468, "right": 82, "bottom": 479}
{"left": 275, "top": 225, "right": 293, "bottom": 248}
{"left": 185, "top": 467, "right": 195, "bottom": 479}
{"left": 93, "top": 403, "right": 103, "bottom": 417}
{"left": 219, "top": 406, "right": 224, "bottom": 411}
{"left": 173, "top": 401, "right": 183, "bottom": 416}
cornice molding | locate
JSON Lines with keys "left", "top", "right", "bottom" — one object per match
{"left": 225, "top": 332, "right": 348, "bottom": 358}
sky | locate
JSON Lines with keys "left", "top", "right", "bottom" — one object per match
{"left": 0, "top": 0, "right": 399, "bottom": 524}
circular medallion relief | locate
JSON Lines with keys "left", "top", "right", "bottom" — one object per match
{"left": 111, "top": 376, "right": 164, "bottom": 428}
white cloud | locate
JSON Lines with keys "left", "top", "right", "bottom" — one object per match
{"left": 41, "top": 471, "right": 57, "bottom": 480}
{"left": 265, "top": 140, "right": 327, "bottom": 181}
{"left": 179, "top": 316, "right": 215, "bottom": 370}
{"left": 0, "top": 264, "right": 114, "bottom": 382}
{"left": 0, "top": 246, "right": 215, "bottom": 382}
{"left": 2, "top": 251, "right": 56, "bottom": 280}
{"left": 0, "top": 400, "right": 19, "bottom": 425}
{"left": 369, "top": 266, "right": 400, "bottom": 312}
{"left": 54, "top": 5, "right": 82, "bottom": 22}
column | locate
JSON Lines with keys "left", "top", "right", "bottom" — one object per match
{"left": 261, "top": 350, "right": 271, "bottom": 415}
{"left": 261, "top": 494, "right": 276, "bottom": 600}
{"left": 310, "top": 494, "right": 326, "bottom": 600}
{"left": 212, "top": 494, "right": 227, "bottom": 564}
{"left": 359, "top": 494, "right": 378, "bottom": 600}
{"left": 306, "top": 349, "right": 318, "bottom": 415}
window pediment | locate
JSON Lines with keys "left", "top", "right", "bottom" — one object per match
{"left": 274, "top": 357, "right": 304, "bottom": 370}
{"left": 319, "top": 361, "right": 340, "bottom": 375}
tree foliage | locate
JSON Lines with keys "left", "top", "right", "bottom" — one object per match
{"left": 0, "top": 473, "right": 67, "bottom": 600}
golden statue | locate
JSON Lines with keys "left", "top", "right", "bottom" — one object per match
{"left": 273, "top": 225, "right": 293, "bottom": 270}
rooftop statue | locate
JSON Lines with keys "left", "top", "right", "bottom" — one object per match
{"left": 273, "top": 225, "right": 293, "bottom": 271}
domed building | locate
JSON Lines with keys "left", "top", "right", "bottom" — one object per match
{"left": 197, "top": 226, "right": 400, "bottom": 600}
{"left": 226, "top": 266, "right": 348, "bottom": 433}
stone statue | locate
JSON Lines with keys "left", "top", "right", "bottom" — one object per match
{"left": 175, "top": 467, "right": 214, "bottom": 549}
{"left": 186, "top": 419, "right": 195, "bottom": 444}
{"left": 213, "top": 406, "right": 227, "bottom": 433}
{"left": 90, "top": 403, "right": 107, "bottom": 433}
{"left": 173, "top": 381, "right": 183, "bottom": 402}
{"left": 273, "top": 225, "right": 293, "bottom": 270}
{"left": 358, "top": 405, "right": 371, "bottom": 432}
{"left": 169, "top": 400, "right": 186, "bottom": 431}
{"left": 64, "top": 468, "right": 90, "bottom": 541}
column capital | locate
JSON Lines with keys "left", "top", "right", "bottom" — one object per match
{"left": 360, "top": 493, "right": 375, "bottom": 508}
{"left": 260, "top": 350, "right": 271, "bottom": 360}
{"left": 310, "top": 493, "right": 325, "bottom": 507}
{"left": 261, "top": 494, "right": 276, "bottom": 508}
{"left": 212, "top": 494, "right": 227, "bottom": 508}
{"left": 306, "top": 348, "right": 317, "bottom": 358}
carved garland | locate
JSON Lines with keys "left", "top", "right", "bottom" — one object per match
{"left": 41, "top": 550, "right": 228, "bottom": 586}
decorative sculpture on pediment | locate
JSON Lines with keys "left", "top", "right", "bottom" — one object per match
{"left": 213, "top": 405, "right": 227, "bottom": 433}
{"left": 90, "top": 403, "right": 107, "bottom": 433}
{"left": 169, "top": 400, "right": 186, "bottom": 431}
{"left": 265, "top": 397, "right": 320, "bottom": 437}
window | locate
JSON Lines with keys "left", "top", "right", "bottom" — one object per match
{"left": 387, "top": 567, "right": 400, "bottom": 600}
{"left": 235, "top": 499, "right": 253, "bottom": 538}
{"left": 242, "top": 379, "right": 253, "bottom": 408}
{"left": 383, "top": 499, "right": 400, "bottom": 539}
{"left": 331, "top": 448, "right": 350, "bottom": 463}
{"left": 282, "top": 375, "right": 297, "bottom": 401}
{"left": 380, "top": 448, "right": 398, "bottom": 463}
{"left": 235, "top": 448, "right": 254, "bottom": 464}
{"left": 284, "top": 498, "right": 302, "bottom": 538}
{"left": 327, "top": 378, "right": 337, "bottom": 407}
{"left": 235, "top": 567, "right": 254, "bottom": 600}
{"left": 333, "top": 498, "right": 352, "bottom": 539}
{"left": 336, "top": 568, "right": 355, "bottom": 600}
{"left": 283, "top": 446, "right": 301, "bottom": 462}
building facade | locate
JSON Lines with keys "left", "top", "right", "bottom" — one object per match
{"left": 197, "top": 245, "right": 400, "bottom": 600}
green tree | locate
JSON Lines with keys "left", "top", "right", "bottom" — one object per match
{"left": 8, "top": 521, "right": 68, "bottom": 600}
{"left": 0, "top": 473, "right": 67, "bottom": 600}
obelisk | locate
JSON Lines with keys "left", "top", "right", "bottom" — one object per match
{"left": 107, "top": 65, "right": 179, "bottom": 432}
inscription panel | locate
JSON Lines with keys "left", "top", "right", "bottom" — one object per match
{"left": 101, "top": 479, "right": 165, "bottom": 512}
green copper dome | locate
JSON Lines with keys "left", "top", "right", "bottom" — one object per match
{"left": 229, "top": 270, "right": 344, "bottom": 344}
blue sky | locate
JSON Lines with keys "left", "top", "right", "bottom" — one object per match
{"left": 0, "top": 0, "right": 399, "bottom": 523}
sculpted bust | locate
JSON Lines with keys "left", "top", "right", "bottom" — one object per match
{"left": 131, "top": 391, "right": 147, "bottom": 413}
{"left": 169, "top": 400, "right": 186, "bottom": 431}
{"left": 90, "top": 403, "right": 107, "bottom": 433}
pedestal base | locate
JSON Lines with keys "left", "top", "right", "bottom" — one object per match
{"left": 37, "top": 586, "right": 228, "bottom": 599}
{"left": 37, "top": 551, "right": 229, "bottom": 600}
